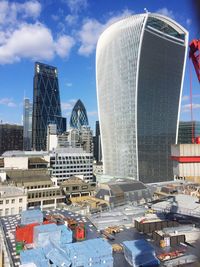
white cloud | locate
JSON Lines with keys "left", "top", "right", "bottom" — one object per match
{"left": 65, "top": 14, "right": 78, "bottom": 25}
{"left": 66, "top": 0, "right": 88, "bottom": 14}
{"left": 0, "top": 98, "right": 17, "bottom": 107}
{"left": 186, "top": 18, "right": 192, "bottom": 26}
{"left": 87, "top": 110, "right": 98, "bottom": 116}
{"left": 182, "top": 95, "right": 189, "bottom": 101}
{"left": 55, "top": 35, "right": 75, "bottom": 58}
{"left": 181, "top": 103, "right": 200, "bottom": 113}
{"left": 78, "top": 9, "right": 132, "bottom": 56}
{"left": 0, "top": 1, "right": 41, "bottom": 27}
{"left": 61, "top": 99, "right": 77, "bottom": 111}
{"left": 156, "top": 7, "right": 175, "bottom": 19}
{"left": 0, "top": 23, "right": 75, "bottom": 64}
{"left": 66, "top": 82, "right": 72, "bottom": 87}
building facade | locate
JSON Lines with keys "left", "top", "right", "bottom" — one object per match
{"left": 32, "top": 62, "right": 66, "bottom": 151}
{"left": 49, "top": 148, "right": 93, "bottom": 185}
{"left": 178, "top": 121, "right": 200, "bottom": 144}
{"left": 70, "top": 99, "right": 89, "bottom": 129}
{"left": 0, "top": 186, "right": 27, "bottom": 216}
{"left": 23, "top": 98, "right": 32, "bottom": 151}
{"left": 96, "top": 13, "right": 188, "bottom": 183}
{"left": 0, "top": 124, "right": 23, "bottom": 156}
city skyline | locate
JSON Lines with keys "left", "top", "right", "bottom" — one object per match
{"left": 0, "top": 0, "right": 199, "bottom": 130}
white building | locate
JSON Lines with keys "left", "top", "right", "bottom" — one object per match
{"left": 0, "top": 186, "right": 27, "bottom": 216}
{"left": 48, "top": 147, "right": 93, "bottom": 185}
{"left": 96, "top": 13, "right": 188, "bottom": 183}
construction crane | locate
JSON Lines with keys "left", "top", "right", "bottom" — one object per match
{"left": 189, "top": 39, "right": 200, "bottom": 143}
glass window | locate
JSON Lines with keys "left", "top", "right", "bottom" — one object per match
{"left": 0, "top": 200, "right": 3, "bottom": 205}
{"left": 19, "top": 198, "right": 23, "bottom": 203}
{"left": 5, "top": 208, "right": 9, "bottom": 216}
{"left": 6, "top": 200, "right": 9, "bottom": 204}
{"left": 11, "top": 199, "right": 15, "bottom": 204}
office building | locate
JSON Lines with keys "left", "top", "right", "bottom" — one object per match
{"left": 178, "top": 121, "right": 200, "bottom": 144}
{"left": 79, "top": 126, "right": 93, "bottom": 154}
{"left": 23, "top": 98, "right": 32, "bottom": 151}
{"left": 93, "top": 121, "right": 102, "bottom": 162}
{"left": 70, "top": 99, "right": 89, "bottom": 129}
{"left": 49, "top": 147, "right": 94, "bottom": 185}
{"left": 32, "top": 62, "right": 66, "bottom": 151}
{"left": 96, "top": 13, "right": 188, "bottom": 183}
{"left": 0, "top": 124, "right": 23, "bottom": 156}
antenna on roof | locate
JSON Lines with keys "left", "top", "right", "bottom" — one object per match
{"left": 144, "top": 8, "right": 149, "bottom": 13}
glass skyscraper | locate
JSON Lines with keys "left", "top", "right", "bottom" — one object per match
{"left": 32, "top": 62, "right": 66, "bottom": 151}
{"left": 70, "top": 99, "right": 89, "bottom": 129}
{"left": 96, "top": 13, "right": 188, "bottom": 183}
{"left": 23, "top": 98, "right": 32, "bottom": 151}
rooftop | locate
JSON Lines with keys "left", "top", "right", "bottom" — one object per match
{"left": 0, "top": 185, "right": 26, "bottom": 197}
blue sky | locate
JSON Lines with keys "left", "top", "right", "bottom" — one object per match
{"left": 0, "top": 0, "right": 199, "bottom": 131}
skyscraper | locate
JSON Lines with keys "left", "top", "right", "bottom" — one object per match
{"left": 96, "top": 13, "right": 188, "bottom": 183}
{"left": 32, "top": 62, "right": 66, "bottom": 151}
{"left": 23, "top": 98, "right": 32, "bottom": 151}
{"left": 93, "top": 121, "right": 102, "bottom": 162}
{"left": 70, "top": 99, "right": 89, "bottom": 129}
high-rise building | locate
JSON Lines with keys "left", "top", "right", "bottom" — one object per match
{"left": 70, "top": 99, "right": 89, "bottom": 129}
{"left": 32, "top": 62, "right": 66, "bottom": 151}
{"left": 178, "top": 121, "right": 200, "bottom": 144}
{"left": 0, "top": 124, "right": 23, "bottom": 155}
{"left": 93, "top": 121, "right": 102, "bottom": 162}
{"left": 23, "top": 98, "right": 32, "bottom": 151}
{"left": 96, "top": 13, "right": 188, "bottom": 183}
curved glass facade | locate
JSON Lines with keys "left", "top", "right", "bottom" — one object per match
{"left": 70, "top": 99, "right": 89, "bottom": 129}
{"left": 96, "top": 13, "right": 188, "bottom": 183}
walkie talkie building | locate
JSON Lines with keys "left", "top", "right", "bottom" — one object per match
{"left": 32, "top": 62, "right": 66, "bottom": 151}
{"left": 96, "top": 13, "right": 188, "bottom": 183}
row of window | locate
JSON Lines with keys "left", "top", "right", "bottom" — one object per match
{"left": 28, "top": 190, "right": 61, "bottom": 199}
{"left": 26, "top": 184, "right": 51, "bottom": 190}
{"left": 0, "top": 198, "right": 23, "bottom": 205}
{"left": 0, "top": 206, "right": 23, "bottom": 216}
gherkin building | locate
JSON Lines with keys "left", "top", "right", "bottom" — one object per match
{"left": 70, "top": 99, "right": 89, "bottom": 129}
{"left": 32, "top": 62, "right": 66, "bottom": 151}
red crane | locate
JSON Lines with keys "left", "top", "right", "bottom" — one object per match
{"left": 189, "top": 39, "right": 200, "bottom": 143}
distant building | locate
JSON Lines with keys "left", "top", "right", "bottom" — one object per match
{"left": 70, "top": 99, "right": 89, "bottom": 129}
{"left": 79, "top": 126, "right": 93, "bottom": 154}
{"left": 32, "top": 62, "right": 66, "bottom": 151}
{"left": 0, "top": 185, "right": 27, "bottom": 216}
{"left": 178, "top": 121, "right": 200, "bottom": 144}
{"left": 23, "top": 98, "right": 32, "bottom": 151}
{"left": 96, "top": 13, "right": 188, "bottom": 183}
{"left": 95, "top": 177, "right": 152, "bottom": 207}
{"left": 0, "top": 124, "right": 23, "bottom": 156}
{"left": 93, "top": 121, "right": 102, "bottom": 162}
{"left": 171, "top": 143, "right": 200, "bottom": 183}
{"left": 5, "top": 169, "right": 65, "bottom": 209}
{"left": 49, "top": 147, "right": 93, "bottom": 185}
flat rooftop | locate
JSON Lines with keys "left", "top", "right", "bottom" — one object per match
{"left": 0, "top": 186, "right": 26, "bottom": 197}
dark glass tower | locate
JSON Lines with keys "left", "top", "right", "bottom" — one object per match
{"left": 93, "top": 121, "right": 102, "bottom": 162}
{"left": 32, "top": 62, "right": 66, "bottom": 151}
{"left": 70, "top": 99, "right": 89, "bottom": 129}
{"left": 23, "top": 98, "right": 32, "bottom": 151}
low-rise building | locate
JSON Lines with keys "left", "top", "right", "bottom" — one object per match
{"left": 60, "top": 176, "right": 96, "bottom": 198}
{"left": 0, "top": 185, "right": 27, "bottom": 216}
{"left": 5, "top": 169, "right": 65, "bottom": 210}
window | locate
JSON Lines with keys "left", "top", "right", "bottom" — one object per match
{"left": 5, "top": 208, "right": 9, "bottom": 216}
{"left": 19, "top": 198, "right": 23, "bottom": 203}
{"left": 11, "top": 208, "right": 15, "bottom": 215}
{"left": 11, "top": 199, "right": 15, "bottom": 204}
{"left": 6, "top": 200, "right": 9, "bottom": 204}
{"left": 0, "top": 200, "right": 3, "bottom": 205}
{"left": 72, "top": 186, "right": 79, "bottom": 191}
{"left": 0, "top": 209, "right": 2, "bottom": 216}
{"left": 19, "top": 207, "right": 23, "bottom": 213}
